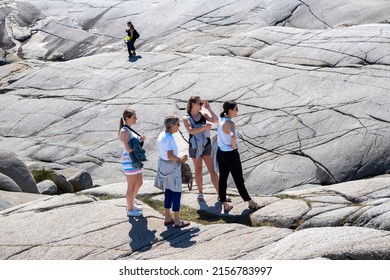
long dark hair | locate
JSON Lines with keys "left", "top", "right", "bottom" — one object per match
{"left": 186, "top": 95, "right": 200, "bottom": 114}
{"left": 220, "top": 100, "right": 237, "bottom": 117}
{"left": 118, "top": 108, "right": 135, "bottom": 134}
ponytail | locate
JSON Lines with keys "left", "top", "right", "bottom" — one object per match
{"left": 118, "top": 108, "right": 135, "bottom": 134}
{"left": 221, "top": 100, "right": 237, "bottom": 118}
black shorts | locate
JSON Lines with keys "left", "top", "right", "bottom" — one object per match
{"left": 189, "top": 140, "right": 212, "bottom": 158}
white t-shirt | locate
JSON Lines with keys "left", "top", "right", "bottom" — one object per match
{"left": 157, "top": 131, "right": 178, "bottom": 160}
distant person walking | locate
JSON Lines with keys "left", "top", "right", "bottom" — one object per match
{"left": 119, "top": 108, "right": 146, "bottom": 217}
{"left": 183, "top": 96, "right": 227, "bottom": 203}
{"left": 155, "top": 115, "right": 190, "bottom": 228}
{"left": 125, "top": 21, "right": 140, "bottom": 58}
{"left": 216, "top": 100, "right": 262, "bottom": 213}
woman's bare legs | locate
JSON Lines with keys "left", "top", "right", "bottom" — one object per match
{"left": 203, "top": 155, "right": 219, "bottom": 193}
{"left": 192, "top": 157, "right": 204, "bottom": 195}
{"left": 132, "top": 173, "right": 143, "bottom": 201}
{"left": 126, "top": 172, "right": 142, "bottom": 211}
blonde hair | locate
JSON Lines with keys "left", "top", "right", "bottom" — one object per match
{"left": 186, "top": 95, "right": 200, "bottom": 114}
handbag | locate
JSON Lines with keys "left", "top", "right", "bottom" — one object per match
{"left": 181, "top": 162, "right": 193, "bottom": 191}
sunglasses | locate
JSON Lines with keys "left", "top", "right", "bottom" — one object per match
{"left": 195, "top": 101, "right": 204, "bottom": 106}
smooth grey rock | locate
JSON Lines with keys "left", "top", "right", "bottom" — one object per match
{"left": 1, "top": 47, "right": 389, "bottom": 194}
{"left": 50, "top": 171, "right": 74, "bottom": 194}
{"left": 0, "top": 149, "right": 38, "bottom": 193}
{"left": 0, "top": 0, "right": 390, "bottom": 261}
{"left": 37, "top": 179, "right": 58, "bottom": 195}
{"left": 253, "top": 227, "right": 390, "bottom": 260}
{"left": 0, "top": 6, "right": 15, "bottom": 50}
{"left": 1, "top": 179, "right": 390, "bottom": 260}
{"left": 304, "top": 202, "right": 348, "bottom": 220}
{"left": 79, "top": 180, "right": 163, "bottom": 199}
{"left": 301, "top": 206, "right": 361, "bottom": 229}
{"left": 0, "top": 193, "right": 96, "bottom": 216}
{"left": 79, "top": 182, "right": 128, "bottom": 198}
{"left": 0, "top": 189, "right": 47, "bottom": 211}
{"left": 0, "top": 49, "right": 6, "bottom": 66}
{"left": 354, "top": 200, "right": 390, "bottom": 230}
{"left": 57, "top": 168, "right": 93, "bottom": 192}
{"left": 0, "top": 173, "right": 22, "bottom": 192}
{"left": 250, "top": 198, "right": 310, "bottom": 228}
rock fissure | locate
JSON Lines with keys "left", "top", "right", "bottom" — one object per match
{"left": 274, "top": 3, "right": 303, "bottom": 26}
{"left": 298, "top": 0, "right": 333, "bottom": 29}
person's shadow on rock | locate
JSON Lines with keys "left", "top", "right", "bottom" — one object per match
{"left": 128, "top": 217, "right": 157, "bottom": 252}
{"left": 160, "top": 226, "right": 200, "bottom": 248}
{"left": 199, "top": 201, "right": 228, "bottom": 216}
{"left": 128, "top": 55, "right": 142, "bottom": 62}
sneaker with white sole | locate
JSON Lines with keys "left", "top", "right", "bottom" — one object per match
{"left": 127, "top": 210, "right": 143, "bottom": 217}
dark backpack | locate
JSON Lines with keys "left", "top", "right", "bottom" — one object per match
{"left": 133, "top": 29, "right": 140, "bottom": 39}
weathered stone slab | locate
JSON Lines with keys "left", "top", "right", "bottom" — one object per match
{"left": 0, "top": 190, "right": 47, "bottom": 211}
{"left": 1, "top": 0, "right": 390, "bottom": 261}
{"left": 1, "top": 175, "right": 390, "bottom": 260}
{"left": 354, "top": 200, "right": 390, "bottom": 230}
{"left": 251, "top": 198, "right": 310, "bottom": 228}
{"left": 0, "top": 193, "right": 96, "bottom": 215}
{"left": 254, "top": 227, "right": 390, "bottom": 260}
{"left": 1, "top": 48, "right": 389, "bottom": 194}
{"left": 301, "top": 206, "right": 361, "bottom": 228}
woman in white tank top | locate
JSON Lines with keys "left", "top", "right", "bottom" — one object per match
{"left": 216, "top": 100, "right": 262, "bottom": 213}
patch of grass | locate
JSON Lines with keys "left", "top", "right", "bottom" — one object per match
{"left": 275, "top": 194, "right": 312, "bottom": 208}
{"left": 275, "top": 194, "right": 299, "bottom": 200}
{"left": 252, "top": 221, "right": 282, "bottom": 228}
{"left": 97, "top": 195, "right": 116, "bottom": 201}
{"left": 142, "top": 196, "right": 204, "bottom": 223}
{"left": 141, "top": 195, "right": 254, "bottom": 226}
{"left": 31, "top": 168, "right": 54, "bottom": 183}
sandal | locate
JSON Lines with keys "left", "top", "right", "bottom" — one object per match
{"left": 197, "top": 194, "right": 205, "bottom": 202}
{"left": 223, "top": 204, "right": 233, "bottom": 213}
{"left": 248, "top": 203, "right": 263, "bottom": 211}
{"left": 164, "top": 218, "right": 175, "bottom": 226}
{"left": 174, "top": 220, "right": 190, "bottom": 228}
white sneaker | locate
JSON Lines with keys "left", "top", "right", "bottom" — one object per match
{"left": 134, "top": 205, "right": 143, "bottom": 211}
{"left": 127, "top": 210, "right": 143, "bottom": 217}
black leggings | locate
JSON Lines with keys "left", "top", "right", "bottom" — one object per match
{"left": 127, "top": 41, "right": 135, "bottom": 56}
{"left": 217, "top": 149, "right": 251, "bottom": 202}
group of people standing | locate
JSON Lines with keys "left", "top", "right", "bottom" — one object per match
{"left": 118, "top": 97, "right": 262, "bottom": 228}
